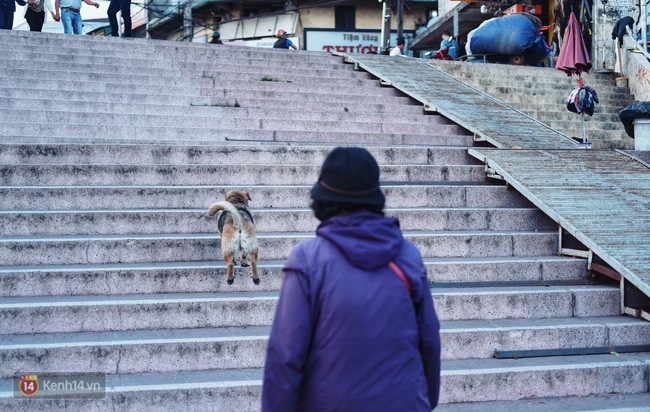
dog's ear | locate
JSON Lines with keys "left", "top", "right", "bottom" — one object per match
{"left": 245, "top": 191, "right": 252, "bottom": 201}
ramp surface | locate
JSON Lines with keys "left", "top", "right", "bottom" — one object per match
{"left": 338, "top": 54, "right": 579, "bottom": 149}
{"left": 469, "top": 148, "right": 650, "bottom": 296}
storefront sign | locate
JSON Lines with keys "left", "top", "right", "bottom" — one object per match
{"left": 304, "top": 29, "right": 413, "bottom": 54}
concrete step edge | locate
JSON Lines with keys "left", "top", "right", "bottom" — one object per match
{"left": 0, "top": 229, "right": 555, "bottom": 242}
{"left": 0, "top": 284, "right": 615, "bottom": 308}
{"left": 0, "top": 315, "right": 640, "bottom": 347}
{"left": 0, "top": 255, "right": 580, "bottom": 273}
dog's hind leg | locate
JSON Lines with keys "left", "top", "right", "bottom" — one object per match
{"left": 240, "top": 252, "right": 249, "bottom": 268}
{"left": 224, "top": 253, "right": 236, "bottom": 285}
{"left": 250, "top": 250, "right": 260, "bottom": 285}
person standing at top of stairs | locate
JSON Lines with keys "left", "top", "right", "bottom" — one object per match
{"left": 0, "top": 0, "right": 26, "bottom": 29}
{"left": 53, "top": 0, "right": 98, "bottom": 34}
{"left": 273, "top": 29, "right": 297, "bottom": 50}
{"left": 390, "top": 37, "right": 406, "bottom": 56}
{"left": 107, "top": 0, "right": 131, "bottom": 37}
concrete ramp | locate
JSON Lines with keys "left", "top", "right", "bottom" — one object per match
{"left": 469, "top": 148, "right": 650, "bottom": 317}
{"left": 338, "top": 54, "right": 579, "bottom": 149}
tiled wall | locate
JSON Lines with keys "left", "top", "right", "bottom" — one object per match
{"left": 622, "top": 36, "right": 650, "bottom": 101}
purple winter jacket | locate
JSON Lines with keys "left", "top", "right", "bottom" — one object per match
{"left": 262, "top": 211, "right": 441, "bottom": 411}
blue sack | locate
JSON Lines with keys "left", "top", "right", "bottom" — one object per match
{"left": 470, "top": 14, "right": 540, "bottom": 55}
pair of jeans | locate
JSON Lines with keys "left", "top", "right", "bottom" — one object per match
{"left": 61, "top": 7, "right": 81, "bottom": 34}
{"left": 107, "top": 0, "right": 131, "bottom": 37}
{"left": 25, "top": 7, "right": 45, "bottom": 31}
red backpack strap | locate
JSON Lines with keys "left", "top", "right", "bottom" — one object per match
{"left": 388, "top": 261, "right": 410, "bottom": 294}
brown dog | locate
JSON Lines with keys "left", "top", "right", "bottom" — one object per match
{"left": 207, "top": 190, "right": 260, "bottom": 285}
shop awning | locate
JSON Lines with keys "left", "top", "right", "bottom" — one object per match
{"left": 219, "top": 12, "right": 299, "bottom": 41}
{"left": 410, "top": 1, "right": 514, "bottom": 51}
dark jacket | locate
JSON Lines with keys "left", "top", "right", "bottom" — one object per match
{"left": 262, "top": 211, "right": 441, "bottom": 411}
{"left": 612, "top": 16, "right": 634, "bottom": 46}
{"left": 273, "top": 37, "right": 292, "bottom": 49}
{"left": 1, "top": 0, "right": 26, "bottom": 12}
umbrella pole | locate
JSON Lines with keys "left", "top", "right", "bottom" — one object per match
{"left": 581, "top": 111, "right": 587, "bottom": 144}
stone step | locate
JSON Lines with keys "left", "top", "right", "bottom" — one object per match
{"left": 0, "top": 230, "right": 559, "bottom": 266}
{"left": 0, "top": 183, "right": 532, "bottom": 210}
{"left": 1, "top": 86, "right": 416, "bottom": 108}
{"left": 590, "top": 139, "right": 634, "bottom": 150}
{"left": 0, "top": 96, "right": 426, "bottom": 119}
{"left": 55, "top": 48, "right": 353, "bottom": 76}
{"left": 1, "top": 86, "right": 197, "bottom": 105}
{"left": 0, "top": 317, "right": 647, "bottom": 378}
{"left": 199, "top": 68, "right": 376, "bottom": 85}
{"left": 0, "top": 129, "right": 472, "bottom": 147}
{"left": 0, "top": 111, "right": 459, "bottom": 136}
{"left": 562, "top": 128, "right": 627, "bottom": 140}
{"left": 523, "top": 110, "right": 621, "bottom": 123}
{"left": 0, "top": 66, "right": 377, "bottom": 88}
{"left": 0, "top": 57, "right": 366, "bottom": 81}
{"left": 545, "top": 119, "right": 626, "bottom": 132}
{"left": 444, "top": 69, "right": 623, "bottom": 86}
{"left": 0, "top": 40, "right": 342, "bottom": 65}
{"left": 479, "top": 92, "right": 632, "bottom": 107}
{"left": 0, "top": 50, "right": 351, "bottom": 73}
{"left": 0, "top": 75, "right": 401, "bottom": 100}
{"left": 439, "top": 353, "right": 650, "bottom": 404}
{"left": 0, "top": 285, "right": 620, "bottom": 334}
{"left": 453, "top": 77, "right": 629, "bottom": 94}
{"left": 474, "top": 85, "right": 632, "bottom": 101}
{"left": 0, "top": 255, "right": 588, "bottom": 297}
{"left": 0, "top": 207, "right": 555, "bottom": 236}
{"left": 2, "top": 76, "right": 402, "bottom": 100}
{"left": 0, "top": 30, "right": 157, "bottom": 49}
{"left": 434, "top": 61, "right": 619, "bottom": 81}
{"left": 188, "top": 63, "right": 370, "bottom": 79}
{"left": 0, "top": 143, "right": 473, "bottom": 166}
{"left": 497, "top": 100, "right": 630, "bottom": 116}
{"left": 0, "top": 29, "right": 320, "bottom": 55}
{"left": 0, "top": 52, "right": 172, "bottom": 71}
{"left": 201, "top": 95, "right": 424, "bottom": 114}
{"left": 435, "top": 393, "right": 650, "bottom": 411}
{"left": 173, "top": 57, "right": 355, "bottom": 73}
{"left": 0, "top": 30, "right": 344, "bottom": 64}
{"left": 160, "top": 47, "right": 343, "bottom": 65}
{"left": 0, "top": 164, "right": 485, "bottom": 186}
{"left": 1, "top": 356, "right": 649, "bottom": 408}
{"left": 1, "top": 94, "right": 425, "bottom": 116}
{"left": 0, "top": 41, "right": 160, "bottom": 59}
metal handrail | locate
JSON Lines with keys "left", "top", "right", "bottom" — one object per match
{"left": 625, "top": 26, "right": 650, "bottom": 61}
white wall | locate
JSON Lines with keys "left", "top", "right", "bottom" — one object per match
{"left": 621, "top": 35, "right": 650, "bottom": 101}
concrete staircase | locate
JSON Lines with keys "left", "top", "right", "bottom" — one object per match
{"left": 1, "top": 30, "right": 649, "bottom": 410}
{"left": 428, "top": 60, "right": 636, "bottom": 150}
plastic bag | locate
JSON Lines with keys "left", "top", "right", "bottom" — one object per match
{"left": 619, "top": 102, "right": 650, "bottom": 138}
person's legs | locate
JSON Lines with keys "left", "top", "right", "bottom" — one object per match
{"left": 25, "top": 7, "right": 37, "bottom": 31}
{"left": 60, "top": 8, "right": 73, "bottom": 34}
{"left": 33, "top": 10, "right": 45, "bottom": 31}
{"left": 119, "top": 0, "right": 131, "bottom": 37}
{"left": 107, "top": 0, "right": 119, "bottom": 36}
{"left": 71, "top": 10, "right": 82, "bottom": 34}
{"left": 0, "top": 5, "right": 15, "bottom": 30}
{"left": 25, "top": 8, "right": 45, "bottom": 31}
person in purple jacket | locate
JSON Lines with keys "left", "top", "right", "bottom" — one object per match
{"left": 262, "top": 147, "right": 441, "bottom": 411}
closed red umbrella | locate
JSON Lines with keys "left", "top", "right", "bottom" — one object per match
{"left": 556, "top": 12, "right": 592, "bottom": 76}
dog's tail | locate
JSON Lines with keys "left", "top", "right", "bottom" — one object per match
{"left": 207, "top": 201, "right": 244, "bottom": 227}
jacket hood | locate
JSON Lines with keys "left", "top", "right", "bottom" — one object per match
{"left": 316, "top": 211, "right": 403, "bottom": 270}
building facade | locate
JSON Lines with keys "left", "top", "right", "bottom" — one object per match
{"left": 145, "top": 0, "right": 437, "bottom": 53}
